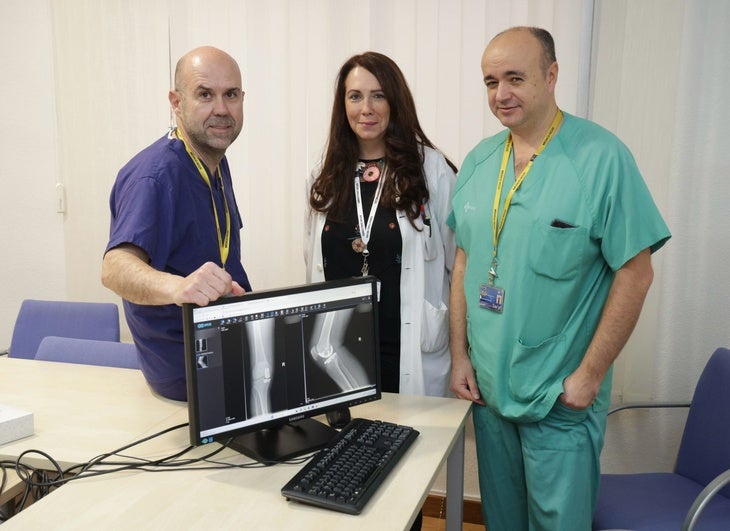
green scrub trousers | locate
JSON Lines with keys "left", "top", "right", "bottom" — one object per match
{"left": 473, "top": 399, "right": 607, "bottom": 531}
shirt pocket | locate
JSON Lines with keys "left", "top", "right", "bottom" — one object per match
{"left": 528, "top": 220, "right": 587, "bottom": 281}
{"left": 519, "top": 220, "right": 589, "bottom": 346}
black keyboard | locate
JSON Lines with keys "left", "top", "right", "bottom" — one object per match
{"left": 281, "top": 418, "right": 419, "bottom": 514}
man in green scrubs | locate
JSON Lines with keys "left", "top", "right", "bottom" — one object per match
{"left": 447, "top": 26, "right": 670, "bottom": 530}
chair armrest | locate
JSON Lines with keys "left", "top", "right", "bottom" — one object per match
{"left": 682, "top": 468, "right": 730, "bottom": 531}
{"left": 608, "top": 402, "right": 691, "bottom": 415}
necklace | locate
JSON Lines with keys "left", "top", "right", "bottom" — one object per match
{"left": 358, "top": 159, "right": 383, "bottom": 182}
{"left": 352, "top": 159, "right": 386, "bottom": 275}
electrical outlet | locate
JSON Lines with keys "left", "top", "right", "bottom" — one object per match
{"left": 55, "top": 183, "right": 66, "bottom": 213}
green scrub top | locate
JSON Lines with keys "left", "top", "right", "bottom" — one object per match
{"left": 448, "top": 113, "right": 670, "bottom": 422}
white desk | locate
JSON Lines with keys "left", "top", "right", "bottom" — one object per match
{"left": 0, "top": 357, "right": 470, "bottom": 530}
{"left": 0, "top": 357, "right": 182, "bottom": 469}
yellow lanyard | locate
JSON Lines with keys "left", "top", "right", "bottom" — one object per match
{"left": 175, "top": 129, "right": 231, "bottom": 267}
{"left": 489, "top": 110, "right": 563, "bottom": 282}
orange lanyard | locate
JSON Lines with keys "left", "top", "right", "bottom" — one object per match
{"left": 175, "top": 130, "right": 231, "bottom": 267}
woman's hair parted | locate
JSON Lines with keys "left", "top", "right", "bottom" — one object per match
{"left": 309, "top": 51, "right": 455, "bottom": 224}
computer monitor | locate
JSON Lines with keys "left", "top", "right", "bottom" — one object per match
{"left": 182, "top": 276, "right": 381, "bottom": 462}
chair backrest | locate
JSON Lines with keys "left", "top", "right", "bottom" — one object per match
{"left": 8, "top": 299, "right": 121, "bottom": 359}
{"left": 675, "top": 347, "right": 730, "bottom": 497}
{"left": 35, "top": 336, "right": 139, "bottom": 369}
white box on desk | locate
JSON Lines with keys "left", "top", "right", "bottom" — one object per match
{"left": 0, "top": 404, "right": 34, "bottom": 445}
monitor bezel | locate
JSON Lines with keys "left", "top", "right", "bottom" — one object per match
{"left": 182, "top": 276, "right": 381, "bottom": 453}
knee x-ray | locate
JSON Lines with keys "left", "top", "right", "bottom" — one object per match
{"left": 308, "top": 308, "right": 369, "bottom": 391}
{"left": 244, "top": 319, "right": 275, "bottom": 416}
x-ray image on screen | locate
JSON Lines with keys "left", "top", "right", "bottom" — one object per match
{"left": 185, "top": 277, "right": 381, "bottom": 458}
{"left": 308, "top": 308, "right": 368, "bottom": 390}
{"left": 244, "top": 318, "right": 275, "bottom": 417}
{"left": 303, "top": 304, "right": 373, "bottom": 400}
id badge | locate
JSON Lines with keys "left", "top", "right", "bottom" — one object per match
{"left": 479, "top": 283, "right": 505, "bottom": 313}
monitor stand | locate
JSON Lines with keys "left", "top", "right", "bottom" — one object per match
{"left": 228, "top": 417, "right": 338, "bottom": 463}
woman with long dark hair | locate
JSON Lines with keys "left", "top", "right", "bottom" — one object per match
{"left": 305, "top": 51, "right": 456, "bottom": 398}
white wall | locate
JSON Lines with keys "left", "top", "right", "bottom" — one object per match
{"left": 0, "top": 0, "right": 66, "bottom": 338}
{"left": 591, "top": 0, "right": 688, "bottom": 473}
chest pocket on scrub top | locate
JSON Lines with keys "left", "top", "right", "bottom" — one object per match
{"left": 528, "top": 219, "right": 587, "bottom": 281}
{"left": 519, "top": 219, "right": 589, "bottom": 345}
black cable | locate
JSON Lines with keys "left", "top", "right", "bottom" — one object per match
{"left": 0, "top": 463, "right": 8, "bottom": 522}
{"left": 0, "top": 458, "right": 53, "bottom": 513}
{"left": 7, "top": 421, "right": 318, "bottom": 503}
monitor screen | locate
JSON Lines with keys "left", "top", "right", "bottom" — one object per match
{"left": 182, "top": 276, "right": 381, "bottom": 462}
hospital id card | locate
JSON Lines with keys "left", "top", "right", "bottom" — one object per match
{"left": 479, "top": 284, "right": 505, "bottom": 313}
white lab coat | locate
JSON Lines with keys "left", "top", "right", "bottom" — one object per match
{"left": 304, "top": 146, "right": 456, "bottom": 396}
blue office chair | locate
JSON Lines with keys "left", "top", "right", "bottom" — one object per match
{"left": 35, "top": 336, "right": 139, "bottom": 369}
{"left": 7, "top": 299, "right": 121, "bottom": 359}
{"left": 593, "top": 347, "right": 730, "bottom": 531}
